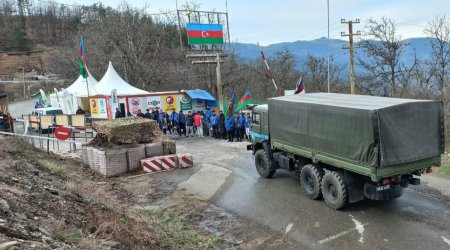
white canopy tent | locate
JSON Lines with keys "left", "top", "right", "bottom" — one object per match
{"left": 49, "top": 70, "right": 98, "bottom": 114}
{"left": 95, "top": 61, "right": 149, "bottom": 96}
{"left": 65, "top": 72, "right": 98, "bottom": 97}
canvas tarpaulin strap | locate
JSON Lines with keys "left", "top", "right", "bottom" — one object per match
{"left": 268, "top": 93, "right": 444, "bottom": 168}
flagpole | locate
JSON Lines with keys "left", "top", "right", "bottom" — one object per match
{"left": 258, "top": 43, "right": 281, "bottom": 95}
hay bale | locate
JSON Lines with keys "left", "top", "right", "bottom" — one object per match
{"left": 92, "top": 117, "right": 162, "bottom": 144}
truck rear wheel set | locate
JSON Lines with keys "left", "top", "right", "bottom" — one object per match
{"left": 300, "top": 164, "right": 324, "bottom": 200}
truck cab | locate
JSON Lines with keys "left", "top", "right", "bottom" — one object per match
{"left": 248, "top": 104, "right": 269, "bottom": 153}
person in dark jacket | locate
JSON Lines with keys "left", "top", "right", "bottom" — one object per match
{"left": 238, "top": 113, "right": 246, "bottom": 142}
{"left": 136, "top": 109, "right": 145, "bottom": 117}
{"left": 218, "top": 111, "right": 227, "bottom": 139}
{"left": 144, "top": 109, "right": 151, "bottom": 119}
{"left": 178, "top": 110, "right": 186, "bottom": 136}
{"left": 225, "top": 115, "right": 235, "bottom": 142}
{"left": 115, "top": 108, "right": 122, "bottom": 119}
{"left": 76, "top": 106, "right": 85, "bottom": 114}
{"left": 186, "top": 111, "right": 194, "bottom": 137}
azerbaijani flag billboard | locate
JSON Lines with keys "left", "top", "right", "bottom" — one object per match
{"left": 186, "top": 23, "right": 224, "bottom": 45}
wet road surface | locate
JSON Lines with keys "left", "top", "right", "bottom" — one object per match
{"left": 176, "top": 137, "right": 450, "bottom": 249}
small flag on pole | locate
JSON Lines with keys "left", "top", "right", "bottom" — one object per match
{"left": 294, "top": 77, "right": 305, "bottom": 94}
{"left": 235, "top": 90, "right": 253, "bottom": 112}
{"left": 78, "top": 36, "right": 88, "bottom": 79}
{"left": 224, "top": 92, "right": 238, "bottom": 118}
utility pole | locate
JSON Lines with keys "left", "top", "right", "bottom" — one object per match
{"left": 341, "top": 19, "right": 360, "bottom": 94}
{"left": 188, "top": 54, "right": 227, "bottom": 111}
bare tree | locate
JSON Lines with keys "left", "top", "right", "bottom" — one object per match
{"left": 358, "top": 17, "right": 406, "bottom": 97}
{"left": 302, "top": 54, "right": 344, "bottom": 93}
{"left": 424, "top": 15, "right": 450, "bottom": 102}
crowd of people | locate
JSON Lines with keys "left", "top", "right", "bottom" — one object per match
{"left": 115, "top": 107, "right": 252, "bottom": 142}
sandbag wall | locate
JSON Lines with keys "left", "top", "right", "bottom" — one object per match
{"left": 82, "top": 141, "right": 176, "bottom": 178}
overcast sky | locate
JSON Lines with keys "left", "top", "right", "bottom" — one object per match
{"left": 57, "top": 0, "right": 450, "bottom": 45}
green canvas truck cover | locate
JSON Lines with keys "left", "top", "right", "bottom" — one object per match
{"left": 268, "top": 93, "right": 444, "bottom": 167}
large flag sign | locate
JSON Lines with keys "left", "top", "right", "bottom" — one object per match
{"left": 235, "top": 90, "right": 253, "bottom": 112}
{"left": 294, "top": 76, "right": 305, "bottom": 94}
{"left": 78, "top": 36, "right": 88, "bottom": 79}
{"left": 186, "top": 23, "right": 224, "bottom": 45}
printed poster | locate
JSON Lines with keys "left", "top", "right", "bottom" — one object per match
{"left": 128, "top": 97, "right": 146, "bottom": 115}
{"left": 163, "top": 95, "right": 178, "bottom": 112}
{"left": 146, "top": 96, "right": 162, "bottom": 111}
{"left": 90, "top": 98, "right": 108, "bottom": 118}
{"left": 179, "top": 94, "right": 192, "bottom": 111}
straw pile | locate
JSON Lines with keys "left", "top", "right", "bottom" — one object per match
{"left": 92, "top": 117, "right": 162, "bottom": 145}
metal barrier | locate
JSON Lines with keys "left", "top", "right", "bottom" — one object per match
{"left": 0, "top": 115, "right": 95, "bottom": 154}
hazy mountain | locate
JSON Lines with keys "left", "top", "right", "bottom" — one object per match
{"left": 229, "top": 37, "right": 434, "bottom": 69}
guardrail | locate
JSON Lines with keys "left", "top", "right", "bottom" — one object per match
{"left": 0, "top": 115, "right": 95, "bottom": 154}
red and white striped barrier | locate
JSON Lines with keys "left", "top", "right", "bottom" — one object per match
{"left": 141, "top": 156, "right": 176, "bottom": 173}
{"left": 160, "top": 154, "right": 178, "bottom": 170}
{"left": 178, "top": 153, "right": 194, "bottom": 169}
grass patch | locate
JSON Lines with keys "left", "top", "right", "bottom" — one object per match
{"left": 438, "top": 165, "right": 450, "bottom": 177}
{"left": 54, "top": 228, "right": 82, "bottom": 243}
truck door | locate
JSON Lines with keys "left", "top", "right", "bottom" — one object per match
{"left": 251, "top": 112, "right": 261, "bottom": 134}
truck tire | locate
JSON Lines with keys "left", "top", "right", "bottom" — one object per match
{"left": 321, "top": 171, "right": 349, "bottom": 210}
{"left": 255, "top": 149, "right": 277, "bottom": 178}
{"left": 300, "top": 164, "right": 324, "bottom": 200}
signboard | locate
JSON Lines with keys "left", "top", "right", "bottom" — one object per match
{"left": 163, "top": 95, "right": 178, "bottom": 112}
{"left": 90, "top": 98, "right": 108, "bottom": 118}
{"left": 128, "top": 97, "right": 145, "bottom": 115}
{"left": 111, "top": 89, "right": 118, "bottom": 105}
{"left": 54, "top": 126, "right": 71, "bottom": 140}
{"left": 180, "top": 94, "right": 192, "bottom": 111}
{"left": 193, "top": 99, "right": 205, "bottom": 110}
{"left": 146, "top": 96, "right": 162, "bottom": 111}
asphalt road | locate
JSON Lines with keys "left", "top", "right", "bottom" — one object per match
{"left": 175, "top": 136, "right": 450, "bottom": 250}
{"left": 8, "top": 99, "right": 36, "bottom": 117}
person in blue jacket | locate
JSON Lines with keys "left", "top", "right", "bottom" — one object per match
{"left": 170, "top": 110, "right": 179, "bottom": 133}
{"left": 236, "top": 113, "right": 246, "bottom": 142}
{"left": 210, "top": 111, "right": 219, "bottom": 138}
{"left": 245, "top": 112, "right": 252, "bottom": 141}
{"left": 225, "top": 115, "right": 235, "bottom": 142}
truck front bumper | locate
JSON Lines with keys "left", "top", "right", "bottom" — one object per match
{"left": 363, "top": 182, "right": 403, "bottom": 200}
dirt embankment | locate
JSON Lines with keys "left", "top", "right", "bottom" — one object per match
{"left": 0, "top": 136, "right": 294, "bottom": 249}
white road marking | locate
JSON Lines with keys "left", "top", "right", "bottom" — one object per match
{"left": 319, "top": 215, "right": 368, "bottom": 244}
{"left": 442, "top": 236, "right": 450, "bottom": 246}
{"left": 285, "top": 223, "right": 294, "bottom": 234}
{"left": 350, "top": 214, "right": 365, "bottom": 243}
{"left": 319, "top": 227, "right": 358, "bottom": 244}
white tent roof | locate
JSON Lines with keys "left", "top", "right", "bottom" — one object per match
{"left": 95, "top": 61, "right": 149, "bottom": 96}
{"left": 64, "top": 70, "right": 98, "bottom": 97}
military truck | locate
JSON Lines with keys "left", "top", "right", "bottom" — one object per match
{"left": 247, "top": 93, "right": 444, "bottom": 209}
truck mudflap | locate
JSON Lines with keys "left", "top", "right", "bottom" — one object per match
{"left": 247, "top": 144, "right": 253, "bottom": 151}
{"left": 363, "top": 182, "right": 403, "bottom": 200}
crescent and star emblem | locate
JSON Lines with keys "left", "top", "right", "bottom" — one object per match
{"left": 201, "top": 31, "right": 209, "bottom": 37}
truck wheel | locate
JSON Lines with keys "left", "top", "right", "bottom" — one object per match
{"left": 300, "top": 164, "right": 324, "bottom": 200}
{"left": 322, "top": 171, "right": 349, "bottom": 210}
{"left": 255, "top": 149, "right": 277, "bottom": 178}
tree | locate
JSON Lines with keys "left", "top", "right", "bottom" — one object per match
{"left": 302, "top": 55, "right": 344, "bottom": 93}
{"left": 424, "top": 15, "right": 450, "bottom": 102}
{"left": 358, "top": 17, "right": 406, "bottom": 97}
